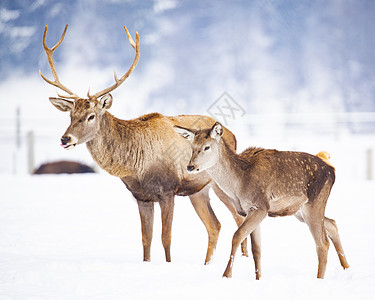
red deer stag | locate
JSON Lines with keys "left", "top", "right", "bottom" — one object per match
{"left": 40, "top": 25, "right": 255, "bottom": 265}
{"left": 175, "top": 122, "right": 349, "bottom": 279}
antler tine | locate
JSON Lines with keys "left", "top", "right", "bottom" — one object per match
{"left": 124, "top": 26, "right": 136, "bottom": 50}
{"left": 89, "top": 27, "right": 140, "bottom": 100}
{"left": 39, "top": 24, "right": 81, "bottom": 100}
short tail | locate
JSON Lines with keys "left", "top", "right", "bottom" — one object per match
{"left": 316, "top": 151, "right": 335, "bottom": 170}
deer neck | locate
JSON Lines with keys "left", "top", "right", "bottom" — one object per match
{"left": 86, "top": 112, "right": 141, "bottom": 177}
{"left": 205, "top": 140, "right": 248, "bottom": 199}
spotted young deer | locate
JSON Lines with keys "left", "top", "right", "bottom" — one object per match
{"left": 40, "top": 25, "right": 253, "bottom": 265}
{"left": 175, "top": 122, "right": 349, "bottom": 279}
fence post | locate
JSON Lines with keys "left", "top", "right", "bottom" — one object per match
{"left": 27, "top": 131, "right": 34, "bottom": 174}
{"left": 16, "top": 106, "right": 21, "bottom": 149}
{"left": 367, "top": 148, "right": 373, "bottom": 180}
{"left": 12, "top": 107, "right": 21, "bottom": 175}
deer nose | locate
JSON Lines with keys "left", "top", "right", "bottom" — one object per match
{"left": 187, "top": 165, "right": 195, "bottom": 172}
{"left": 61, "top": 136, "right": 71, "bottom": 145}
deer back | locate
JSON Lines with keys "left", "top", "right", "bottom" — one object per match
{"left": 240, "top": 148, "right": 336, "bottom": 205}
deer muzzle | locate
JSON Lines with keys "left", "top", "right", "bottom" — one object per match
{"left": 60, "top": 135, "right": 77, "bottom": 150}
{"left": 187, "top": 165, "right": 200, "bottom": 173}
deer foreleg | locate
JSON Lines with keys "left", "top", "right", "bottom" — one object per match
{"left": 223, "top": 207, "right": 267, "bottom": 278}
{"left": 137, "top": 200, "right": 154, "bottom": 262}
{"left": 159, "top": 193, "right": 175, "bottom": 262}
{"left": 250, "top": 226, "right": 262, "bottom": 280}
{"left": 212, "top": 183, "right": 249, "bottom": 257}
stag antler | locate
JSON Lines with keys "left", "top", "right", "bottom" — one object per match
{"left": 39, "top": 24, "right": 81, "bottom": 100}
{"left": 88, "top": 26, "right": 140, "bottom": 100}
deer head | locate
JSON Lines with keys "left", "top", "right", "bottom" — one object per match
{"left": 40, "top": 24, "right": 140, "bottom": 149}
{"left": 174, "top": 122, "right": 223, "bottom": 173}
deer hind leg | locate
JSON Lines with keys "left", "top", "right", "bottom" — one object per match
{"left": 137, "top": 200, "right": 154, "bottom": 262}
{"left": 300, "top": 189, "right": 331, "bottom": 278}
{"left": 324, "top": 217, "right": 349, "bottom": 269}
{"left": 212, "top": 183, "right": 249, "bottom": 257}
{"left": 159, "top": 193, "right": 175, "bottom": 262}
{"left": 295, "top": 210, "right": 349, "bottom": 276}
{"left": 189, "top": 185, "right": 221, "bottom": 265}
{"left": 223, "top": 207, "right": 267, "bottom": 278}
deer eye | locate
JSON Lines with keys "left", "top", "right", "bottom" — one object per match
{"left": 88, "top": 114, "right": 95, "bottom": 121}
{"left": 204, "top": 146, "right": 210, "bottom": 151}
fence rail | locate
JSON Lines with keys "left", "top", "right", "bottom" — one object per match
{"left": 0, "top": 112, "right": 374, "bottom": 178}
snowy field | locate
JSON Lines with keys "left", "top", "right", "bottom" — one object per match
{"left": 1, "top": 1, "right": 375, "bottom": 299}
{"left": 1, "top": 173, "right": 374, "bottom": 300}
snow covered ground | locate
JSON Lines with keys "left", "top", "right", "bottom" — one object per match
{"left": 1, "top": 173, "right": 374, "bottom": 299}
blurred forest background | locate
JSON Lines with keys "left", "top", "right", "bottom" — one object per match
{"left": 0, "top": 0, "right": 374, "bottom": 179}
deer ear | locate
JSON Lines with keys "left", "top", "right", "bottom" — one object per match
{"left": 49, "top": 97, "right": 74, "bottom": 112}
{"left": 210, "top": 122, "right": 223, "bottom": 141}
{"left": 99, "top": 93, "right": 113, "bottom": 110}
{"left": 174, "top": 126, "right": 195, "bottom": 141}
